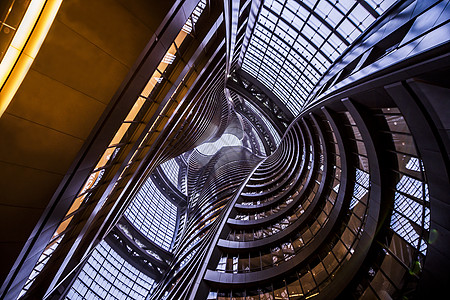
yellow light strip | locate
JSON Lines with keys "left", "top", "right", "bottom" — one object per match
{"left": 45, "top": 0, "right": 206, "bottom": 242}
{"left": 0, "top": 0, "right": 63, "bottom": 118}
{"left": 305, "top": 292, "right": 319, "bottom": 299}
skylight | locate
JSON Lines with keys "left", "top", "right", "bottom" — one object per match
{"left": 195, "top": 134, "right": 243, "bottom": 156}
{"left": 242, "top": 0, "right": 397, "bottom": 116}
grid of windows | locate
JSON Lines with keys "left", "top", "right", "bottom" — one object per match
{"left": 18, "top": 1, "right": 210, "bottom": 293}
{"left": 391, "top": 169, "right": 430, "bottom": 254}
{"left": 66, "top": 241, "right": 155, "bottom": 300}
{"left": 378, "top": 109, "right": 430, "bottom": 255}
{"left": 353, "top": 108, "right": 430, "bottom": 299}
{"left": 351, "top": 169, "right": 370, "bottom": 209}
{"left": 242, "top": 0, "right": 396, "bottom": 115}
{"left": 182, "top": 0, "right": 207, "bottom": 34}
{"left": 124, "top": 177, "right": 178, "bottom": 251}
{"left": 160, "top": 158, "right": 180, "bottom": 188}
{"left": 211, "top": 116, "right": 375, "bottom": 298}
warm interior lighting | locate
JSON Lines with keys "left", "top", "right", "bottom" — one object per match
{"left": 18, "top": 1, "right": 209, "bottom": 296}
{"left": 110, "top": 123, "right": 131, "bottom": 145}
{"left": 53, "top": 215, "right": 73, "bottom": 238}
{"left": 124, "top": 96, "right": 146, "bottom": 121}
{"left": 0, "top": 0, "right": 44, "bottom": 86}
{"left": 94, "top": 147, "right": 116, "bottom": 170}
{"left": 305, "top": 292, "right": 319, "bottom": 299}
{"left": 289, "top": 293, "right": 304, "bottom": 297}
{"left": 66, "top": 195, "right": 85, "bottom": 217}
{"left": 0, "top": 0, "right": 63, "bottom": 118}
{"left": 35, "top": 0, "right": 202, "bottom": 269}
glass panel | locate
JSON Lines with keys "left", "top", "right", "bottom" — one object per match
{"left": 110, "top": 123, "right": 131, "bottom": 146}
{"left": 299, "top": 270, "right": 315, "bottom": 294}
{"left": 311, "top": 262, "right": 328, "bottom": 285}
{"left": 227, "top": 257, "right": 234, "bottom": 272}
{"left": 353, "top": 201, "right": 367, "bottom": 219}
{"left": 396, "top": 154, "right": 422, "bottom": 179}
{"left": 208, "top": 291, "right": 218, "bottom": 299}
{"left": 272, "top": 247, "right": 284, "bottom": 266}
{"left": 217, "top": 257, "right": 226, "bottom": 272}
{"left": 323, "top": 252, "right": 339, "bottom": 274}
{"left": 239, "top": 255, "right": 250, "bottom": 272}
{"left": 94, "top": 147, "right": 117, "bottom": 170}
{"left": 232, "top": 291, "right": 246, "bottom": 300}
{"left": 302, "top": 227, "right": 313, "bottom": 244}
{"left": 124, "top": 176, "right": 178, "bottom": 251}
{"left": 348, "top": 214, "right": 362, "bottom": 234}
{"left": 332, "top": 239, "right": 349, "bottom": 262}
{"left": 124, "top": 97, "right": 146, "bottom": 122}
{"left": 67, "top": 241, "right": 155, "bottom": 300}
{"left": 259, "top": 285, "right": 274, "bottom": 300}
{"left": 391, "top": 133, "right": 417, "bottom": 155}
{"left": 247, "top": 291, "right": 259, "bottom": 300}
{"left": 242, "top": 0, "right": 395, "bottom": 115}
{"left": 385, "top": 114, "right": 410, "bottom": 133}
{"left": 341, "top": 227, "right": 356, "bottom": 249}
{"left": 380, "top": 253, "right": 407, "bottom": 290}
{"left": 292, "top": 236, "right": 304, "bottom": 250}
{"left": 370, "top": 271, "right": 398, "bottom": 298}
{"left": 389, "top": 233, "right": 414, "bottom": 267}
{"left": 356, "top": 141, "right": 367, "bottom": 156}
{"left": 390, "top": 212, "right": 420, "bottom": 250}
{"left": 286, "top": 279, "right": 303, "bottom": 299}
{"left": 261, "top": 252, "right": 273, "bottom": 269}
{"left": 218, "top": 291, "right": 231, "bottom": 300}
{"left": 360, "top": 285, "right": 378, "bottom": 300}
{"left": 273, "top": 282, "right": 288, "bottom": 300}
{"left": 160, "top": 158, "right": 181, "bottom": 189}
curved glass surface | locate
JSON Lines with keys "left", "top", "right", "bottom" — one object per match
{"left": 124, "top": 177, "right": 178, "bottom": 251}
{"left": 66, "top": 241, "right": 155, "bottom": 300}
{"left": 242, "top": 0, "right": 396, "bottom": 115}
{"left": 160, "top": 158, "right": 181, "bottom": 188}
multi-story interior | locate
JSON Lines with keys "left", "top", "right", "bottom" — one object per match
{"left": 0, "top": 0, "right": 449, "bottom": 299}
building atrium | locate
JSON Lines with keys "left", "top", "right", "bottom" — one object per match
{"left": 0, "top": 0, "right": 449, "bottom": 299}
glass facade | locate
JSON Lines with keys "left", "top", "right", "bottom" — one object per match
{"left": 66, "top": 241, "right": 155, "bottom": 300}
{"left": 242, "top": 0, "right": 396, "bottom": 115}
{"left": 378, "top": 109, "right": 430, "bottom": 255}
{"left": 7, "top": 1, "right": 448, "bottom": 299}
{"left": 160, "top": 158, "right": 181, "bottom": 188}
{"left": 124, "top": 177, "right": 178, "bottom": 251}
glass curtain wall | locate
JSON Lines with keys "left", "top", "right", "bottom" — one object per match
{"left": 242, "top": 0, "right": 396, "bottom": 115}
